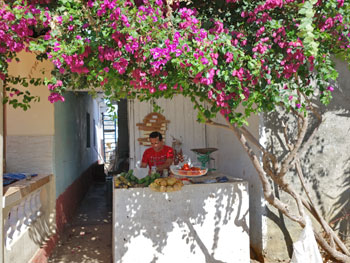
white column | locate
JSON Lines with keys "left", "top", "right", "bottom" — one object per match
{"left": 5, "top": 206, "right": 18, "bottom": 250}
{"left": 30, "top": 194, "right": 38, "bottom": 221}
{"left": 33, "top": 190, "right": 42, "bottom": 217}
{"left": 0, "top": 79, "right": 4, "bottom": 260}
{"left": 24, "top": 198, "right": 33, "bottom": 226}
{"left": 15, "top": 201, "right": 26, "bottom": 239}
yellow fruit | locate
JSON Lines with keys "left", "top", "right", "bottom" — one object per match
{"left": 166, "top": 186, "right": 174, "bottom": 192}
{"left": 173, "top": 184, "right": 181, "bottom": 191}
{"left": 154, "top": 178, "right": 163, "bottom": 186}
{"left": 149, "top": 183, "right": 160, "bottom": 192}
{"left": 174, "top": 182, "right": 182, "bottom": 188}
{"left": 166, "top": 177, "right": 177, "bottom": 186}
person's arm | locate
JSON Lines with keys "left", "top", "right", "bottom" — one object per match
{"left": 141, "top": 149, "right": 149, "bottom": 168}
{"left": 155, "top": 157, "right": 174, "bottom": 172}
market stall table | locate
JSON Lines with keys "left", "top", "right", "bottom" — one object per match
{"left": 112, "top": 173, "right": 250, "bottom": 263}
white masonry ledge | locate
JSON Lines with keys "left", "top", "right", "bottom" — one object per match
{"left": 113, "top": 179, "right": 250, "bottom": 263}
{"left": 2, "top": 174, "right": 55, "bottom": 263}
{"left": 3, "top": 174, "right": 52, "bottom": 208}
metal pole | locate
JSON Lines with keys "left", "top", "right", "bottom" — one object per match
{"left": 102, "top": 113, "right": 106, "bottom": 163}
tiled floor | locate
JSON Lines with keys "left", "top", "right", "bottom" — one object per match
{"left": 48, "top": 182, "right": 112, "bottom": 263}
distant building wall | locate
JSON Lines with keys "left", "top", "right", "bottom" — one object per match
{"left": 53, "top": 92, "right": 99, "bottom": 197}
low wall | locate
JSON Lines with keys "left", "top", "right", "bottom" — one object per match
{"left": 3, "top": 174, "right": 55, "bottom": 263}
{"left": 113, "top": 181, "right": 250, "bottom": 263}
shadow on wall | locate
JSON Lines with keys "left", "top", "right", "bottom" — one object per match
{"left": 55, "top": 162, "right": 97, "bottom": 233}
{"left": 114, "top": 183, "right": 249, "bottom": 263}
{"left": 28, "top": 207, "right": 56, "bottom": 247}
{"left": 262, "top": 57, "right": 350, "bottom": 257}
{"left": 330, "top": 158, "right": 350, "bottom": 241}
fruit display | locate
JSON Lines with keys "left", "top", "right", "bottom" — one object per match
{"left": 149, "top": 177, "right": 184, "bottom": 192}
{"left": 170, "top": 164, "right": 208, "bottom": 177}
{"left": 114, "top": 169, "right": 161, "bottom": 189}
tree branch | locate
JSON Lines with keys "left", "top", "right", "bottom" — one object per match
{"left": 194, "top": 95, "right": 350, "bottom": 261}
{"left": 295, "top": 158, "right": 350, "bottom": 255}
{"left": 278, "top": 111, "right": 308, "bottom": 177}
{"left": 298, "top": 97, "right": 323, "bottom": 156}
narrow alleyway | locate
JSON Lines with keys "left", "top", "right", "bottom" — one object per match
{"left": 48, "top": 181, "right": 113, "bottom": 263}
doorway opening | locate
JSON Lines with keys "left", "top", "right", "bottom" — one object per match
{"left": 102, "top": 99, "right": 129, "bottom": 176}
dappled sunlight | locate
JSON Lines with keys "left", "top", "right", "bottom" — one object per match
{"left": 113, "top": 182, "right": 249, "bottom": 262}
{"left": 49, "top": 183, "right": 112, "bottom": 263}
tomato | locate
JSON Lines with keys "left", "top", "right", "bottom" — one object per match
{"left": 182, "top": 163, "right": 190, "bottom": 170}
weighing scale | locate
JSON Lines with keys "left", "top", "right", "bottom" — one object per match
{"left": 190, "top": 148, "right": 218, "bottom": 171}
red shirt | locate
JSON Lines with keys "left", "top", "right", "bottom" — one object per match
{"left": 141, "top": 145, "right": 174, "bottom": 169}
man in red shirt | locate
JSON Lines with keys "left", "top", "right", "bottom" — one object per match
{"left": 141, "top": 131, "right": 174, "bottom": 173}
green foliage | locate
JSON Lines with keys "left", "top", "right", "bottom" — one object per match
{"left": 1, "top": 0, "right": 350, "bottom": 122}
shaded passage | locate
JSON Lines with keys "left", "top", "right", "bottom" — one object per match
{"left": 49, "top": 182, "right": 112, "bottom": 263}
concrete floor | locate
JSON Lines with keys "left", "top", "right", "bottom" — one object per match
{"left": 48, "top": 182, "right": 112, "bottom": 263}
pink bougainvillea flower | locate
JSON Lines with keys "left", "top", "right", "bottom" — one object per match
{"left": 193, "top": 72, "right": 202, "bottom": 84}
{"left": 44, "top": 33, "right": 51, "bottom": 40}
{"left": 225, "top": 52, "right": 234, "bottom": 63}
{"left": 208, "top": 90, "right": 213, "bottom": 99}
{"left": 159, "top": 83, "right": 167, "bottom": 90}
{"left": 55, "top": 16, "right": 62, "bottom": 24}
{"left": 48, "top": 93, "right": 65, "bottom": 103}
{"left": 53, "top": 46, "right": 61, "bottom": 52}
{"left": 201, "top": 57, "right": 209, "bottom": 65}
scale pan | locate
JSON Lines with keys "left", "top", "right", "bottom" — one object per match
{"left": 190, "top": 148, "right": 218, "bottom": 154}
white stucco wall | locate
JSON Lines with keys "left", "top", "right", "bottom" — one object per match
{"left": 113, "top": 181, "right": 250, "bottom": 263}
{"left": 6, "top": 51, "right": 54, "bottom": 136}
{"left": 6, "top": 51, "right": 54, "bottom": 174}
{"left": 0, "top": 80, "right": 3, "bottom": 263}
{"left": 261, "top": 58, "right": 350, "bottom": 261}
